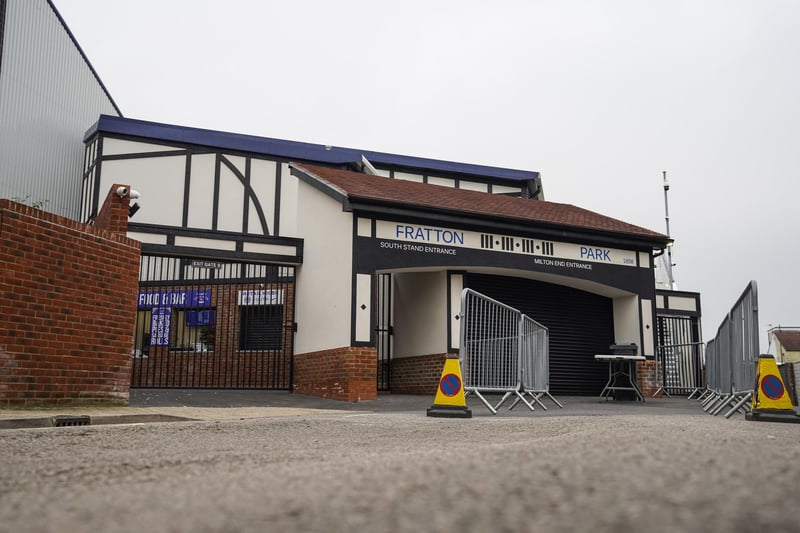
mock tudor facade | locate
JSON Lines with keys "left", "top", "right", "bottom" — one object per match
{"left": 81, "top": 115, "right": 671, "bottom": 400}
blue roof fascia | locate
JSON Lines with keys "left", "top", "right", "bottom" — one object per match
{"left": 359, "top": 150, "right": 538, "bottom": 182}
{"left": 85, "top": 115, "right": 539, "bottom": 182}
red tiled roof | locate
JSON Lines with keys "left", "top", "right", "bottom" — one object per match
{"left": 291, "top": 163, "right": 669, "bottom": 242}
{"left": 774, "top": 330, "right": 800, "bottom": 351}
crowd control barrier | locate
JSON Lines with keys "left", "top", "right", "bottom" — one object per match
{"left": 459, "top": 289, "right": 561, "bottom": 414}
{"left": 696, "top": 281, "right": 759, "bottom": 418}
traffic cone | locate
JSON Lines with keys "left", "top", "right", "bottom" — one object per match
{"left": 746, "top": 354, "right": 800, "bottom": 423}
{"left": 427, "top": 355, "right": 472, "bottom": 418}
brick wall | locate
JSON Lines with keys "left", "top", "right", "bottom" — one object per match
{"left": 637, "top": 359, "right": 661, "bottom": 398}
{"left": 391, "top": 353, "right": 449, "bottom": 395}
{"left": 294, "top": 346, "right": 377, "bottom": 401}
{"left": 0, "top": 185, "right": 141, "bottom": 405}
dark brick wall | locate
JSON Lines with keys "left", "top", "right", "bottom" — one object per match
{"left": 391, "top": 353, "right": 449, "bottom": 395}
{"left": 0, "top": 185, "right": 141, "bottom": 405}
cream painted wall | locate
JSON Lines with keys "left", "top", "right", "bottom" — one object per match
{"left": 640, "top": 299, "right": 655, "bottom": 356}
{"left": 492, "top": 184, "right": 521, "bottom": 195}
{"left": 102, "top": 138, "right": 180, "bottom": 155}
{"left": 248, "top": 159, "right": 277, "bottom": 235}
{"left": 355, "top": 273, "right": 372, "bottom": 342}
{"left": 217, "top": 155, "right": 246, "bottom": 233}
{"left": 279, "top": 162, "right": 299, "bottom": 237}
{"left": 665, "top": 296, "right": 697, "bottom": 312}
{"left": 449, "top": 273, "right": 464, "bottom": 350}
{"left": 293, "top": 181, "right": 353, "bottom": 353}
{"left": 427, "top": 176, "right": 455, "bottom": 188}
{"left": 187, "top": 154, "right": 216, "bottom": 230}
{"left": 612, "top": 295, "right": 641, "bottom": 349}
{"left": 101, "top": 142, "right": 292, "bottom": 237}
{"left": 392, "top": 271, "right": 448, "bottom": 358}
{"left": 459, "top": 181, "right": 488, "bottom": 192}
{"left": 100, "top": 156, "right": 186, "bottom": 227}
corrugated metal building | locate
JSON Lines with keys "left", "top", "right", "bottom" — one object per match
{"left": 0, "top": 0, "right": 120, "bottom": 218}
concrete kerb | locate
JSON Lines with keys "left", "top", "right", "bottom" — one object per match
{"left": 0, "top": 390, "right": 717, "bottom": 430}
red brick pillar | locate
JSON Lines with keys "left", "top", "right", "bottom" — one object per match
{"left": 637, "top": 359, "right": 661, "bottom": 398}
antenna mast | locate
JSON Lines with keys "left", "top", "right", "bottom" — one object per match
{"left": 663, "top": 171, "right": 675, "bottom": 290}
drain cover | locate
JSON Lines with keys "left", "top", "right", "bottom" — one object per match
{"left": 52, "top": 415, "right": 91, "bottom": 427}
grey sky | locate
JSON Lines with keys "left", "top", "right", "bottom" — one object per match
{"left": 54, "top": 0, "right": 800, "bottom": 349}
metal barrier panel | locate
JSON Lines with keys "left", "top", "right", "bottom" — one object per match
{"left": 736, "top": 285, "right": 758, "bottom": 393}
{"left": 701, "top": 281, "right": 760, "bottom": 417}
{"left": 520, "top": 315, "right": 549, "bottom": 392}
{"left": 459, "top": 289, "right": 560, "bottom": 413}
{"left": 705, "top": 339, "right": 718, "bottom": 391}
{"left": 460, "top": 289, "right": 521, "bottom": 394}
{"left": 717, "top": 316, "right": 733, "bottom": 394}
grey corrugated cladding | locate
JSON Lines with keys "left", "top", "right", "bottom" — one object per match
{"left": 0, "top": 0, "right": 120, "bottom": 219}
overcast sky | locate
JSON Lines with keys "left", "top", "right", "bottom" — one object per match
{"left": 54, "top": 0, "right": 800, "bottom": 350}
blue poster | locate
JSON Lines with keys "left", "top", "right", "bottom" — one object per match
{"left": 138, "top": 289, "right": 212, "bottom": 309}
{"left": 150, "top": 308, "right": 172, "bottom": 346}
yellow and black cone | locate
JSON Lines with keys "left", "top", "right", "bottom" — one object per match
{"left": 746, "top": 354, "right": 800, "bottom": 423}
{"left": 427, "top": 356, "right": 472, "bottom": 418}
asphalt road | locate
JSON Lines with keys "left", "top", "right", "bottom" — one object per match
{"left": 1, "top": 408, "right": 799, "bottom": 533}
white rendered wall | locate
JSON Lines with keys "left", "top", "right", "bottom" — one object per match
{"left": 612, "top": 295, "right": 641, "bottom": 349}
{"left": 449, "top": 273, "right": 463, "bottom": 350}
{"left": 100, "top": 156, "right": 186, "bottom": 227}
{"left": 392, "top": 271, "right": 448, "bottom": 358}
{"left": 459, "top": 181, "right": 488, "bottom": 192}
{"left": 186, "top": 153, "right": 216, "bottom": 229}
{"left": 94, "top": 140, "right": 297, "bottom": 238}
{"left": 665, "top": 296, "right": 697, "bottom": 312}
{"left": 279, "top": 162, "right": 298, "bottom": 237}
{"left": 293, "top": 182, "right": 353, "bottom": 353}
{"left": 640, "top": 299, "right": 655, "bottom": 356}
{"left": 249, "top": 158, "right": 277, "bottom": 235}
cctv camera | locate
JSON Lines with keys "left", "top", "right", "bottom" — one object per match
{"left": 116, "top": 186, "right": 129, "bottom": 198}
{"left": 129, "top": 189, "right": 141, "bottom": 200}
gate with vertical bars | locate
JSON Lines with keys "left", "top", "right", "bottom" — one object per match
{"left": 131, "top": 255, "right": 295, "bottom": 389}
{"left": 375, "top": 273, "right": 393, "bottom": 391}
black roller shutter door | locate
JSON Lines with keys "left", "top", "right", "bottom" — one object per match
{"left": 465, "top": 273, "right": 614, "bottom": 395}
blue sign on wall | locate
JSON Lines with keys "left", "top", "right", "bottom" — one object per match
{"left": 138, "top": 289, "right": 212, "bottom": 309}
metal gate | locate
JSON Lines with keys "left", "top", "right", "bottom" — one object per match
{"left": 376, "top": 273, "right": 392, "bottom": 391}
{"left": 654, "top": 315, "right": 704, "bottom": 396}
{"left": 131, "top": 255, "right": 295, "bottom": 389}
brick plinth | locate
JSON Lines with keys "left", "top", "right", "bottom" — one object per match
{"left": 294, "top": 346, "right": 377, "bottom": 401}
{"left": 0, "top": 186, "right": 141, "bottom": 406}
{"left": 391, "top": 353, "right": 449, "bottom": 395}
{"left": 637, "top": 359, "right": 661, "bottom": 398}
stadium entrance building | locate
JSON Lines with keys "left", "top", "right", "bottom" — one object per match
{"left": 82, "top": 115, "right": 671, "bottom": 401}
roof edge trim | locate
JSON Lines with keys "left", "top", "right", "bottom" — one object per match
{"left": 290, "top": 163, "right": 349, "bottom": 207}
